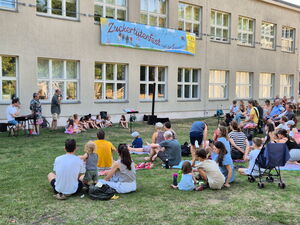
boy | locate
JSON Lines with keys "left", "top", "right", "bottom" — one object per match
{"left": 238, "top": 138, "right": 263, "bottom": 176}
{"left": 276, "top": 116, "right": 288, "bottom": 131}
{"left": 47, "top": 139, "right": 85, "bottom": 200}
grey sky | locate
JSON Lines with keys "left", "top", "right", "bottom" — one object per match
{"left": 283, "top": 0, "right": 300, "bottom": 6}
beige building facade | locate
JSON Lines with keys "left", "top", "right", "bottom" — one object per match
{"left": 0, "top": 0, "right": 300, "bottom": 123}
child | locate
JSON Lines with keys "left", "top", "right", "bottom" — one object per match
{"left": 80, "top": 141, "right": 99, "bottom": 185}
{"left": 119, "top": 115, "right": 128, "bottom": 129}
{"left": 95, "top": 115, "right": 104, "bottom": 128}
{"left": 238, "top": 138, "right": 263, "bottom": 176}
{"left": 65, "top": 119, "right": 80, "bottom": 134}
{"left": 104, "top": 115, "right": 113, "bottom": 127}
{"left": 196, "top": 149, "right": 225, "bottom": 190}
{"left": 276, "top": 116, "right": 288, "bottom": 131}
{"left": 171, "top": 161, "right": 196, "bottom": 191}
{"left": 131, "top": 131, "right": 143, "bottom": 148}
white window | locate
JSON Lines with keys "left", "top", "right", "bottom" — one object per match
{"left": 238, "top": 16, "right": 254, "bottom": 46}
{"left": 94, "top": 63, "right": 127, "bottom": 101}
{"left": 259, "top": 73, "right": 274, "bottom": 99}
{"left": 210, "top": 10, "right": 230, "bottom": 42}
{"left": 209, "top": 70, "right": 228, "bottom": 99}
{"left": 140, "top": 66, "right": 167, "bottom": 100}
{"left": 0, "top": 56, "right": 18, "bottom": 102}
{"left": 37, "top": 58, "right": 79, "bottom": 101}
{"left": 177, "top": 68, "right": 200, "bottom": 100}
{"left": 236, "top": 72, "right": 252, "bottom": 99}
{"left": 280, "top": 74, "right": 294, "bottom": 98}
{"left": 282, "top": 26, "right": 295, "bottom": 53}
{"left": 178, "top": 3, "right": 201, "bottom": 37}
{"left": 94, "top": 0, "right": 127, "bottom": 23}
{"left": 36, "top": 0, "right": 78, "bottom": 19}
{"left": 140, "top": 0, "right": 167, "bottom": 27}
{"left": 261, "top": 22, "right": 276, "bottom": 49}
{"left": 0, "top": 0, "right": 16, "bottom": 10}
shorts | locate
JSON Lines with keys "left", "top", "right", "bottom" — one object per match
{"left": 157, "top": 151, "right": 168, "bottom": 162}
{"left": 8, "top": 120, "right": 19, "bottom": 125}
{"left": 143, "top": 145, "right": 151, "bottom": 153}
{"left": 189, "top": 131, "right": 203, "bottom": 146}
{"left": 83, "top": 170, "right": 98, "bottom": 184}
{"left": 52, "top": 113, "right": 60, "bottom": 120}
{"left": 50, "top": 179, "right": 83, "bottom": 194}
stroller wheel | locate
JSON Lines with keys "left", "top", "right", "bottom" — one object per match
{"left": 248, "top": 176, "right": 255, "bottom": 183}
{"left": 258, "top": 182, "right": 265, "bottom": 189}
{"left": 278, "top": 183, "right": 286, "bottom": 189}
{"left": 266, "top": 176, "right": 274, "bottom": 183}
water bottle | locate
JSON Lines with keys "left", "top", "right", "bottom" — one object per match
{"left": 173, "top": 173, "right": 178, "bottom": 186}
{"left": 165, "top": 159, "right": 169, "bottom": 169}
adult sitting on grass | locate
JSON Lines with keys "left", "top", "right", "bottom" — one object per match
{"left": 99, "top": 144, "right": 136, "bottom": 193}
{"left": 47, "top": 139, "right": 85, "bottom": 200}
{"left": 228, "top": 121, "right": 249, "bottom": 160}
{"left": 94, "top": 129, "right": 116, "bottom": 171}
{"left": 147, "top": 131, "right": 182, "bottom": 167}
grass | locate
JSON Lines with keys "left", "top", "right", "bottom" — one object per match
{"left": 0, "top": 117, "right": 300, "bottom": 225}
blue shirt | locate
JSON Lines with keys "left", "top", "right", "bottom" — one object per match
{"left": 217, "top": 137, "right": 231, "bottom": 156}
{"left": 190, "top": 121, "right": 205, "bottom": 133}
{"left": 244, "top": 149, "right": 262, "bottom": 176}
{"left": 178, "top": 174, "right": 195, "bottom": 191}
{"left": 212, "top": 152, "right": 235, "bottom": 183}
{"left": 132, "top": 137, "right": 143, "bottom": 148}
{"left": 270, "top": 105, "right": 284, "bottom": 117}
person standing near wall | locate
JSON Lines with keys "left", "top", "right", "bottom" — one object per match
{"left": 51, "top": 89, "right": 62, "bottom": 130}
{"left": 30, "top": 93, "right": 42, "bottom": 135}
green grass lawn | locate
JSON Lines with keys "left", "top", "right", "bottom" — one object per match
{"left": 0, "top": 117, "right": 300, "bottom": 225}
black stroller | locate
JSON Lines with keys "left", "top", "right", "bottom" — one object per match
{"left": 248, "top": 143, "right": 290, "bottom": 189}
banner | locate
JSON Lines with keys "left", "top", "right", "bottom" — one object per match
{"left": 100, "top": 18, "right": 196, "bottom": 55}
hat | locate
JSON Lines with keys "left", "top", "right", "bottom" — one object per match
{"left": 131, "top": 131, "right": 140, "bottom": 138}
{"left": 287, "top": 120, "right": 295, "bottom": 126}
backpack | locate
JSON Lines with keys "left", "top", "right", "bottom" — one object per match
{"left": 40, "top": 116, "right": 50, "bottom": 128}
{"left": 88, "top": 184, "right": 116, "bottom": 200}
{"left": 181, "top": 142, "right": 191, "bottom": 156}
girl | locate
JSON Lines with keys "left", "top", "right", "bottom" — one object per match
{"left": 119, "top": 115, "right": 128, "bottom": 129}
{"left": 73, "top": 114, "right": 86, "bottom": 132}
{"left": 210, "top": 141, "right": 234, "bottom": 187}
{"left": 265, "top": 122, "right": 276, "bottom": 143}
{"left": 80, "top": 141, "right": 98, "bottom": 185}
{"left": 65, "top": 119, "right": 80, "bottom": 134}
{"left": 196, "top": 149, "right": 225, "bottom": 190}
{"left": 171, "top": 161, "right": 196, "bottom": 191}
{"left": 95, "top": 115, "right": 104, "bottom": 128}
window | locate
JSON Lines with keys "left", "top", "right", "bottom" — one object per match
{"left": 178, "top": 3, "right": 201, "bottom": 37}
{"left": 259, "top": 73, "right": 274, "bottom": 99}
{"left": 0, "top": 56, "right": 17, "bottom": 102}
{"left": 94, "top": 0, "right": 127, "bottom": 23}
{"left": 280, "top": 74, "right": 293, "bottom": 98}
{"left": 177, "top": 68, "right": 200, "bottom": 100}
{"left": 140, "top": 66, "right": 167, "bottom": 100}
{"left": 210, "top": 10, "right": 230, "bottom": 42}
{"left": 0, "top": 0, "right": 16, "bottom": 9}
{"left": 238, "top": 16, "right": 254, "bottom": 46}
{"left": 36, "top": 0, "right": 78, "bottom": 19}
{"left": 261, "top": 22, "right": 276, "bottom": 49}
{"left": 140, "top": 0, "right": 167, "bottom": 27}
{"left": 94, "top": 63, "right": 127, "bottom": 101}
{"left": 236, "top": 72, "right": 252, "bottom": 99}
{"left": 37, "top": 58, "right": 79, "bottom": 101}
{"left": 209, "top": 70, "right": 228, "bottom": 99}
{"left": 282, "top": 26, "right": 295, "bottom": 52}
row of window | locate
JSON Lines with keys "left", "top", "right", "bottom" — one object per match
{"left": 0, "top": 55, "right": 295, "bottom": 102}
{"left": 1, "top": 0, "right": 296, "bottom": 53}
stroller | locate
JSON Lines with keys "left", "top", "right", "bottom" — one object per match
{"left": 248, "top": 143, "right": 290, "bottom": 189}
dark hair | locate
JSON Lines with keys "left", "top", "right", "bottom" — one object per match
{"left": 248, "top": 100, "right": 255, "bottom": 106}
{"left": 266, "top": 123, "right": 275, "bottom": 133}
{"left": 232, "top": 100, "right": 237, "bottom": 104}
{"left": 164, "top": 121, "right": 171, "bottom": 129}
{"left": 181, "top": 161, "right": 192, "bottom": 174}
{"left": 12, "top": 97, "right": 19, "bottom": 104}
{"left": 265, "top": 99, "right": 270, "bottom": 104}
{"left": 214, "top": 141, "right": 227, "bottom": 167}
{"left": 55, "top": 89, "right": 60, "bottom": 94}
{"left": 230, "top": 120, "right": 240, "bottom": 132}
{"left": 281, "top": 116, "right": 288, "bottom": 122}
{"left": 277, "top": 129, "right": 288, "bottom": 138}
{"left": 65, "top": 139, "right": 76, "bottom": 152}
{"left": 97, "top": 129, "right": 105, "bottom": 139}
{"left": 219, "top": 121, "right": 227, "bottom": 127}
{"left": 219, "top": 126, "right": 228, "bottom": 139}
{"left": 33, "top": 93, "right": 38, "bottom": 98}
{"left": 196, "top": 149, "right": 207, "bottom": 159}
{"left": 118, "top": 144, "right": 132, "bottom": 170}
{"left": 73, "top": 114, "right": 78, "bottom": 120}
{"left": 121, "top": 115, "right": 126, "bottom": 120}
{"left": 68, "top": 119, "right": 74, "bottom": 127}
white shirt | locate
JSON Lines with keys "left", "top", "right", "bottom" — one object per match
{"left": 6, "top": 105, "right": 17, "bottom": 121}
{"left": 53, "top": 154, "right": 85, "bottom": 194}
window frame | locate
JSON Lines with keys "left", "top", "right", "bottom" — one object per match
{"left": 0, "top": 0, "right": 17, "bottom": 11}
{"left": 281, "top": 26, "right": 296, "bottom": 53}
{"left": 237, "top": 16, "right": 255, "bottom": 47}
{"left": 208, "top": 70, "right": 228, "bottom": 100}
{"left": 210, "top": 10, "right": 230, "bottom": 43}
{"left": 235, "top": 71, "right": 253, "bottom": 99}
{"left": 139, "top": 65, "right": 168, "bottom": 101}
{"left": 94, "top": 62, "right": 128, "bottom": 102}
{"left": 0, "top": 55, "right": 18, "bottom": 103}
{"left": 259, "top": 72, "right": 274, "bottom": 99}
{"left": 36, "top": 0, "right": 79, "bottom": 21}
{"left": 279, "top": 74, "right": 294, "bottom": 98}
{"left": 37, "top": 58, "right": 80, "bottom": 103}
{"left": 177, "top": 67, "right": 201, "bottom": 101}
{"left": 261, "top": 21, "right": 276, "bottom": 50}
{"left": 94, "top": 0, "right": 128, "bottom": 23}
{"left": 140, "top": 0, "right": 168, "bottom": 27}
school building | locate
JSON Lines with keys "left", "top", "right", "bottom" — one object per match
{"left": 0, "top": 0, "right": 300, "bottom": 123}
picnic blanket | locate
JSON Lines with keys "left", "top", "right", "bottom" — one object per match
{"left": 280, "top": 163, "right": 300, "bottom": 171}
{"left": 130, "top": 151, "right": 149, "bottom": 155}
{"left": 171, "top": 160, "right": 200, "bottom": 169}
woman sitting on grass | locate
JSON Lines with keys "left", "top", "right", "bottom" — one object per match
{"left": 119, "top": 115, "right": 128, "bottom": 129}
{"left": 98, "top": 144, "right": 136, "bottom": 193}
{"left": 228, "top": 121, "right": 249, "bottom": 160}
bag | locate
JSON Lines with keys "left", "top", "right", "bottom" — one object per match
{"left": 181, "top": 142, "right": 191, "bottom": 156}
{"left": 88, "top": 184, "right": 116, "bottom": 200}
{"left": 40, "top": 117, "right": 49, "bottom": 128}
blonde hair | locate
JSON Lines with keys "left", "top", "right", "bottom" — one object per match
{"left": 84, "top": 141, "right": 97, "bottom": 154}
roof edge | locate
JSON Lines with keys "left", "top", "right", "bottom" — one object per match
{"left": 258, "top": 0, "right": 300, "bottom": 12}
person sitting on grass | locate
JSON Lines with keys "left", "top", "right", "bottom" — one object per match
{"left": 95, "top": 115, "right": 104, "bottom": 128}
{"left": 238, "top": 138, "right": 263, "bottom": 176}
{"left": 73, "top": 114, "right": 86, "bottom": 132}
{"left": 128, "top": 131, "right": 152, "bottom": 153}
{"left": 171, "top": 161, "right": 196, "bottom": 191}
{"left": 65, "top": 119, "right": 80, "bottom": 134}
{"left": 276, "top": 116, "right": 288, "bottom": 131}
{"left": 104, "top": 115, "right": 113, "bottom": 128}
{"left": 196, "top": 149, "right": 225, "bottom": 190}
{"left": 98, "top": 144, "right": 136, "bottom": 194}
{"left": 47, "top": 139, "right": 85, "bottom": 200}
{"left": 119, "top": 115, "right": 128, "bottom": 129}
{"left": 94, "top": 129, "right": 116, "bottom": 171}
{"left": 79, "top": 141, "right": 98, "bottom": 185}
{"left": 164, "top": 121, "right": 177, "bottom": 139}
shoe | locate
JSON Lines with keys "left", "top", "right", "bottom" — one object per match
{"left": 54, "top": 193, "right": 67, "bottom": 200}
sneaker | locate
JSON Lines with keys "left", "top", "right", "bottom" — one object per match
{"left": 54, "top": 193, "right": 67, "bottom": 200}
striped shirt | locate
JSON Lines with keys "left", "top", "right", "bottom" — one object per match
{"left": 228, "top": 131, "right": 247, "bottom": 152}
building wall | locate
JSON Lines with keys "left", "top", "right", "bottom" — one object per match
{"left": 0, "top": 0, "right": 299, "bottom": 123}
